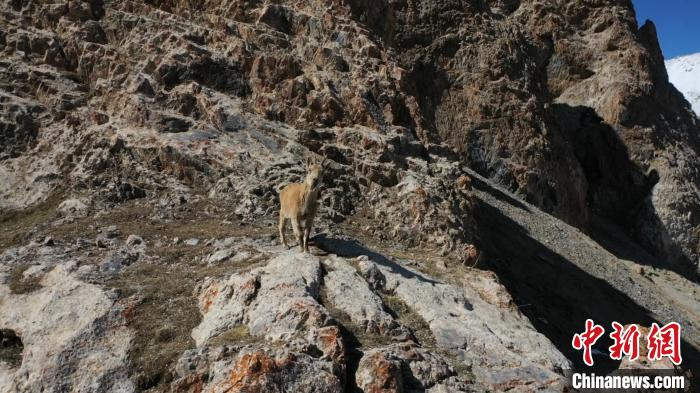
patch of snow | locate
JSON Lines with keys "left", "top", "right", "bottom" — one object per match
{"left": 666, "top": 52, "right": 700, "bottom": 115}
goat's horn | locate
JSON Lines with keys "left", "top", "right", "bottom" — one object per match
{"left": 320, "top": 157, "right": 327, "bottom": 167}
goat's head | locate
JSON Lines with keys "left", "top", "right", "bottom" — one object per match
{"left": 305, "top": 157, "right": 327, "bottom": 190}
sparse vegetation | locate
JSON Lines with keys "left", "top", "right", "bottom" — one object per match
{"left": 209, "top": 325, "right": 258, "bottom": 347}
{"left": 9, "top": 265, "right": 42, "bottom": 294}
{"left": 380, "top": 294, "right": 435, "bottom": 348}
{"left": 108, "top": 261, "right": 200, "bottom": 390}
{"left": 0, "top": 191, "right": 64, "bottom": 249}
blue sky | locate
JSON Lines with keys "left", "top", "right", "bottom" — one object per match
{"left": 632, "top": 0, "right": 700, "bottom": 59}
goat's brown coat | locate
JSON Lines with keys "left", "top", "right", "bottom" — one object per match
{"left": 278, "top": 158, "right": 326, "bottom": 252}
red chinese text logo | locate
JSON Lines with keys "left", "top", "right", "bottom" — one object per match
{"left": 572, "top": 319, "right": 605, "bottom": 366}
{"left": 572, "top": 320, "right": 682, "bottom": 366}
{"left": 648, "top": 322, "right": 682, "bottom": 365}
{"left": 609, "top": 322, "right": 640, "bottom": 361}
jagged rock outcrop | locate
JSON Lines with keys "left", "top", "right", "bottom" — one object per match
{"left": 179, "top": 240, "right": 569, "bottom": 392}
{"left": 1, "top": 0, "right": 481, "bottom": 260}
{"left": 323, "top": 255, "right": 410, "bottom": 338}
{"left": 347, "top": 0, "right": 700, "bottom": 275}
{"left": 352, "top": 252, "right": 569, "bottom": 391}
{"left": 192, "top": 251, "right": 330, "bottom": 345}
{"left": 2, "top": 0, "right": 700, "bottom": 391}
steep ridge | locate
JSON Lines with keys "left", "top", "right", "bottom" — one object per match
{"left": 345, "top": 0, "right": 700, "bottom": 276}
{"left": 468, "top": 168, "right": 700, "bottom": 374}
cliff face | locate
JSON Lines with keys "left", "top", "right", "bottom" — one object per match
{"left": 1, "top": 0, "right": 481, "bottom": 258}
{"left": 1, "top": 0, "right": 700, "bottom": 392}
{"left": 348, "top": 0, "right": 700, "bottom": 275}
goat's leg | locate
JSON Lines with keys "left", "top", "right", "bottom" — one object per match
{"left": 303, "top": 220, "right": 313, "bottom": 252}
{"left": 291, "top": 217, "right": 304, "bottom": 251}
{"left": 278, "top": 214, "right": 288, "bottom": 248}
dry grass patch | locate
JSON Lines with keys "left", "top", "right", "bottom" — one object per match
{"left": 8, "top": 264, "right": 42, "bottom": 294}
{"left": 208, "top": 325, "right": 259, "bottom": 347}
{"left": 0, "top": 192, "right": 64, "bottom": 250}
{"left": 380, "top": 294, "right": 435, "bottom": 348}
{"left": 108, "top": 261, "right": 200, "bottom": 391}
{"left": 103, "top": 221, "right": 269, "bottom": 392}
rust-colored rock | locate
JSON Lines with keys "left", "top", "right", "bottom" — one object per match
{"left": 356, "top": 351, "right": 404, "bottom": 393}
{"left": 227, "top": 351, "right": 279, "bottom": 392}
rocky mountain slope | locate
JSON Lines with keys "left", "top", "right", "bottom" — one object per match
{"left": 667, "top": 52, "right": 700, "bottom": 115}
{"left": 1, "top": 0, "right": 699, "bottom": 392}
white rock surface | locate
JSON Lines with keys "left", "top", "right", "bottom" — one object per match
{"left": 0, "top": 263, "right": 133, "bottom": 393}
{"left": 323, "top": 256, "right": 406, "bottom": 336}
{"left": 58, "top": 198, "right": 89, "bottom": 217}
{"left": 207, "top": 248, "right": 235, "bottom": 264}
{"left": 181, "top": 249, "right": 347, "bottom": 392}
{"left": 192, "top": 250, "right": 329, "bottom": 345}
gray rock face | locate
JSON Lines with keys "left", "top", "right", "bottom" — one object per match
{"left": 356, "top": 343, "right": 461, "bottom": 392}
{"left": 206, "top": 248, "right": 235, "bottom": 265}
{"left": 184, "top": 242, "right": 570, "bottom": 392}
{"left": 100, "top": 247, "right": 139, "bottom": 274}
{"left": 192, "top": 250, "right": 328, "bottom": 345}
{"left": 354, "top": 258, "right": 570, "bottom": 391}
{"left": 0, "top": 263, "right": 133, "bottom": 393}
{"left": 57, "top": 198, "right": 89, "bottom": 217}
{"left": 323, "top": 256, "right": 407, "bottom": 337}
{"left": 0, "top": 102, "right": 39, "bottom": 161}
{"left": 184, "top": 249, "right": 348, "bottom": 392}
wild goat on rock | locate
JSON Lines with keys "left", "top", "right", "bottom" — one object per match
{"left": 278, "top": 157, "right": 326, "bottom": 252}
